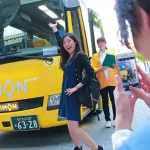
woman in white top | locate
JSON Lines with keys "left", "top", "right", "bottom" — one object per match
{"left": 91, "top": 37, "right": 118, "bottom": 128}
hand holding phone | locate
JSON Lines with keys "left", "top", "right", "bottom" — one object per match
{"left": 116, "top": 51, "right": 140, "bottom": 95}
{"left": 102, "top": 66, "right": 108, "bottom": 71}
{"left": 113, "top": 64, "right": 118, "bottom": 69}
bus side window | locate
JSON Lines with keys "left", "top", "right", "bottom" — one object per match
{"left": 49, "top": 31, "right": 57, "bottom": 46}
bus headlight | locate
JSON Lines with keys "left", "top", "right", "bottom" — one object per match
{"left": 47, "top": 94, "right": 61, "bottom": 110}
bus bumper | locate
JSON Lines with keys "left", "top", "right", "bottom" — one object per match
{"left": 0, "top": 107, "right": 66, "bottom": 131}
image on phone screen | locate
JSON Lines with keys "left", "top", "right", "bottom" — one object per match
{"left": 118, "top": 57, "right": 140, "bottom": 94}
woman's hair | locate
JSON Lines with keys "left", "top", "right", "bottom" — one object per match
{"left": 97, "top": 37, "right": 108, "bottom": 49}
{"left": 97, "top": 37, "right": 107, "bottom": 44}
{"left": 60, "top": 33, "right": 82, "bottom": 69}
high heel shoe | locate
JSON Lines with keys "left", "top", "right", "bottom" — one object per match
{"left": 74, "top": 146, "right": 83, "bottom": 150}
{"left": 98, "top": 145, "right": 105, "bottom": 150}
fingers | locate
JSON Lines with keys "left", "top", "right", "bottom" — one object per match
{"left": 137, "top": 66, "right": 150, "bottom": 85}
{"left": 140, "top": 82, "right": 149, "bottom": 92}
{"left": 48, "top": 23, "right": 57, "bottom": 26}
{"left": 131, "top": 87, "right": 150, "bottom": 101}
{"left": 65, "top": 91, "right": 71, "bottom": 95}
{"left": 103, "top": 66, "right": 108, "bottom": 69}
{"left": 65, "top": 90, "right": 70, "bottom": 95}
{"left": 65, "top": 89, "right": 72, "bottom": 96}
{"left": 48, "top": 22, "right": 52, "bottom": 26}
{"left": 104, "top": 66, "right": 108, "bottom": 70}
{"left": 48, "top": 23, "right": 54, "bottom": 28}
{"left": 130, "top": 93, "right": 138, "bottom": 103}
{"left": 115, "top": 75, "right": 124, "bottom": 91}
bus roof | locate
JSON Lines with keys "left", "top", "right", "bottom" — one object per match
{"left": 0, "top": 0, "right": 63, "bottom": 41}
{"left": 0, "top": 0, "right": 62, "bottom": 29}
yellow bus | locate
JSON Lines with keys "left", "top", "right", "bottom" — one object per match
{"left": 0, "top": 0, "right": 104, "bottom": 131}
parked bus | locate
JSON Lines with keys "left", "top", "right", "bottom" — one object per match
{"left": 0, "top": 0, "right": 104, "bottom": 131}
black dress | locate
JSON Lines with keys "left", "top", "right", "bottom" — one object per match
{"left": 59, "top": 60, "right": 81, "bottom": 121}
{"left": 54, "top": 31, "right": 95, "bottom": 121}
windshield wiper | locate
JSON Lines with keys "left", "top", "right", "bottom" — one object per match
{"left": 0, "top": 54, "right": 54, "bottom": 61}
{"left": 0, "top": 51, "right": 22, "bottom": 56}
{"left": 12, "top": 55, "right": 54, "bottom": 61}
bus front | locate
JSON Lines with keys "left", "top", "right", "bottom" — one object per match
{"left": 0, "top": 0, "right": 67, "bottom": 131}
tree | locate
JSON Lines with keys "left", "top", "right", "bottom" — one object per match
{"left": 135, "top": 52, "right": 147, "bottom": 62}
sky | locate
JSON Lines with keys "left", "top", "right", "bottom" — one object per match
{"left": 85, "top": 0, "right": 121, "bottom": 49}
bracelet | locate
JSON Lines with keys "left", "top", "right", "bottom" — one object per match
{"left": 75, "top": 86, "right": 79, "bottom": 90}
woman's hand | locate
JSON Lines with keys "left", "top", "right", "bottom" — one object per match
{"left": 113, "top": 64, "right": 118, "bottom": 69}
{"left": 102, "top": 66, "right": 108, "bottom": 71}
{"left": 65, "top": 87, "right": 77, "bottom": 96}
{"left": 48, "top": 23, "right": 58, "bottom": 32}
{"left": 130, "top": 66, "right": 150, "bottom": 107}
{"left": 96, "top": 66, "right": 108, "bottom": 74}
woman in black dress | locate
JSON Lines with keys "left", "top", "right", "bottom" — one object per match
{"left": 49, "top": 23, "right": 104, "bottom": 150}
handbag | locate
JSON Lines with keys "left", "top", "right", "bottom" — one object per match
{"left": 77, "top": 67, "right": 100, "bottom": 108}
{"left": 75, "top": 52, "right": 101, "bottom": 120}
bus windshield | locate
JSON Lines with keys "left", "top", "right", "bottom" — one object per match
{"left": 0, "top": 0, "right": 65, "bottom": 56}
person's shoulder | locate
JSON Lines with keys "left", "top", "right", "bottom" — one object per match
{"left": 77, "top": 51, "right": 85, "bottom": 55}
{"left": 76, "top": 51, "right": 86, "bottom": 59}
{"left": 93, "top": 52, "right": 99, "bottom": 56}
{"left": 75, "top": 51, "right": 89, "bottom": 64}
{"left": 92, "top": 52, "right": 99, "bottom": 58}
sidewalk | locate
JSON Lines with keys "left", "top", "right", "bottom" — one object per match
{"left": 0, "top": 99, "right": 149, "bottom": 150}
{"left": 79, "top": 99, "right": 150, "bottom": 150}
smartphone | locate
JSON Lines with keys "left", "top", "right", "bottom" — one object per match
{"left": 116, "top": 51, "right": 140, "bottom": 95}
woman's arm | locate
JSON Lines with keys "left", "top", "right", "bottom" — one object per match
{"left": 65, "top": 53, "right": 94, "bottom": 95}
{"left": 48, "top": 23, "right": 61, "bottom": 47}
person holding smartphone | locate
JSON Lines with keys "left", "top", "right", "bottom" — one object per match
{"left": 91, "top": 37, "right": 118, "bottom": 128}
{"left": 112, "top": 0, "right": 150, "bottom": 150}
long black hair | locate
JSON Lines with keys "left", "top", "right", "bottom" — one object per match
{"left": 60, "top": 33, "right": 82, "bottom": 69}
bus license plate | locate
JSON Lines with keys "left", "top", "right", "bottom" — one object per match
{"left": 11, "top": 115, "right": 40, "bottom": 131}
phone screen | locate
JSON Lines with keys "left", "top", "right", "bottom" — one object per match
{"left": 118, "top": 57, "right": 140, "bottom": 94}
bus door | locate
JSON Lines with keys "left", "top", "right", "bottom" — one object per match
{"left": 64, "top": 5, "right": 89, "bottom": 56}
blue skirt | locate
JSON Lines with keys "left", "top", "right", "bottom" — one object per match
{"left": 58, "top": 60, "right": 81, "bottom": 121}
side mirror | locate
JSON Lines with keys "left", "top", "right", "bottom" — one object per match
{"left": 63, "top": 0, "right": 78, "bottom": 10}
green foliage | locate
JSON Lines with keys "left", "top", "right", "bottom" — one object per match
{"left": 99, "top": 20, "right": 104, "bottom": 37}
{"left": 135, "top": 52, "right": 147, "bottom": 62}
{"left": 90, "top": 10, "right": 104, "bottom": 37}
